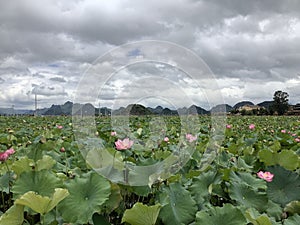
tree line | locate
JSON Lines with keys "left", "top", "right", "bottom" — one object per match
{"left": 231, "top": 90, "right": 290, "bottom": 116}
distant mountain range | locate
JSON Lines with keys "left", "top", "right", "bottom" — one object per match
{"left": 0, "top": 100, "right": 277, "bottom": 116}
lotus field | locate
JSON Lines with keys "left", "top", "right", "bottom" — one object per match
{"left": 0, "top": 115, "right": 300, "bottom": 225}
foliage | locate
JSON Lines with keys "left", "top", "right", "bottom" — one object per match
{"left": 0, "top": 115, "right": 299, "bottom": 224}
{"left": 122, "top": 202, "right": 161, "bottom": 225}
{"left": 15, "top": 188, "right": 69, "bottom": 215}
{"left": 58, "top": 171, "right": 111, "bottom": 223}
{"left": 158, "top": 183, "right": 197, "bottom": 225}
{"left": 272, "top": 90, "right": 289, "bottom": 115}
{"left": 195, "top": 204, "right": 246, "bottom": 225}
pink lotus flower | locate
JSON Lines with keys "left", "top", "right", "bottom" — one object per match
{"left": 186, "top": 133, "right": 197, "bottom": 142}
{"left": 257, "top": 171, "right": 274, "bottom": 182}
{"left": 164, "top": 137, "right": 169, "bottom": 142}
{"left": 295, "top": 138, "right": 300, "bottom": 143}
{"left": 111, "top": 131, "right": 117, "bottom": 136}
{"left": 292, "top": 133, "right": 297, "bottom": 137}
{"left": 115, "top": 138, "right": 134, "bottom": 150}
{"left": 56, "top": 125, "right": 63, "bottom": 129}
{"left": 249, "top": 124, "right": 255, "bottom": 130}
{"left": 60, "top": 147, "right": 66, "bottom": 153}
{"left": 0, "top": 148, "right": 15, "bottom": 162}
{"left": 281, "top": 129, "right": 286, "bottom": 133}
{"left": 5, "top": 148, "right": 15, "bottom": 155}
{"left": 0, "top": 152, "right": 9, "bottom": 162}
{"left": 226, "top": 124, "right": 232, "bottom": 129}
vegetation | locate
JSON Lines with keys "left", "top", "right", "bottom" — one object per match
{"left": 0, "top": 115, "right": 299, "bottom": 224}
{"left": 272, "top": 90, "right": 290, "bottom": 115}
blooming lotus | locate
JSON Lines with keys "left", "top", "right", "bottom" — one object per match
{"left": 5, "top": 148, "right": 15, "bottom": 155}
{"left": 226, "top": 124, "right": 232, "bottom": 129}
{"left": 0, "top": 152, "right": 9, "bottom": 162}
{"left": 115, "top": 138, "right": 134, "bottom": 150}
{"left": 257, "top": 171, "right": 274, "bottom": 182}
{"left": 164, "top": 137, "right": 169, "bottom": 142}
{"left": 281, "top": 129, "right": 286, "bottom": 133}
{"left": 249, "top": 124, "right": 255, "bottom": 130}
{"left": 111, "top": 131, "right": 117, "bottom": 136}
{"left": 186, "top": 133, "right": 197, "bottom": 142}
{"left": 56, "top": 125, "right": 63, "bottom": 129}
{"left": 295, "top": 138, "right": 300, "bottom": 143}
{"left": 0, "top": 148, "right": 15, "bottom": 162}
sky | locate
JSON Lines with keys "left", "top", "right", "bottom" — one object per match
{"left": 0, "top": 0, "right": 300, "bottom": 110}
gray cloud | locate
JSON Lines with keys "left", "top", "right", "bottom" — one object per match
{"left": 31, "top": 83, "right": 67, "bottom": 96}
{"left": 49, "top": 76, "right": 67, "bottom": 82}
{"left": 32, "top": 73, "right": 45, "bottom": 78}
{"left": 0, "top": 0, "right": 300, "bottom": 109}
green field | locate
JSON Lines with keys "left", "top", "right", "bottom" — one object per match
{"left": 0, "top": 115, "right": 299, "bottom": 224}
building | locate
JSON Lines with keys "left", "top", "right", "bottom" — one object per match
{"left": 287, "top": 104, "right": 300, "bottom": 115}
{"left": 238, "top": 104, "right": 263, "bottom": 111}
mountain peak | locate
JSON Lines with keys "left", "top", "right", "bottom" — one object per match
{"left": 233, "top": 101, "right": 254, "bottom": 109}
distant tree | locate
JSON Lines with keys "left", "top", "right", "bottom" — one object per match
{"left": 268, "top": 108, "right": 274, "bottom": 115}
{"left": 241, "top": 109, "right": 246, "bottom": 116}
{"left": 258, "top": 108, "right": 268, "bottom": 115}
{"left": 272, "top": 90, "right": 289, "bottom": 115}
{"left": 230, "top": 108, "right": 238, "bottom": 114}
{"left": 252, "top": 109, "right": 258, "bottom": 115}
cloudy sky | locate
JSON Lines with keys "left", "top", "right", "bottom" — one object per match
{"left": 1, "top": 0, "right": 300, "bottom": 110}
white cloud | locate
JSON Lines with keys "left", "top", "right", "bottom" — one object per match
{"left": 32, "top": 83, "right": 67, "bottom": 96}
{"left": 0, "top": 0, "right": 300, "bottom": 109}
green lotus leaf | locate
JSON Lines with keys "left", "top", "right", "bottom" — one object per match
{"left": 158, "top": 183, "right": 197, "bottom": 225}
{"left": 12, "top": 170, "right": 62, "bottom": 199}
{"left": 266, "top": 200, "right": 283, "bottom": 221}
{"left": 284, "top": 214, "right": 300, "bottom": 225}
{"left": 36, "top": 155, "right": 56, "bottom": 171}
{"left": 228, "top": 172, "right": 268, "bottom": 211}
{"left": 122, "top": 202, "right": 161, "bottom": 225}
{"left": 153, "top": 150, "right": 171, "bottom": 160}
{"left": 0, "top": 172, "right": 10, "bottom": 193}
{"left": 245, "top": 208, "right": 272, "bottom": 225}
{"left": 86, "top": 145, "right": 124, "bottom": 171}
{"left": 258, "top": 149, "right": 279, "bottom": 166}
{"left": 270, "top": 141, "right": 281, "bottom": 153}
{"left": 0, "top": 204, "right": 24, "bottom": 225}
{"left": 130, "top": 185, "right": 152, "bottom": 197}
{"left": 58, "top": 172, "right": 111, "bottom": 224}
{"left": 284, "top": 201, "right": 300, "bottom": 215}
{"left": 11, "top": 156, "right": 34, "bottom": 176}
{"left": 267, "top": 166, "right": 300, "bottom": 206}
{"left": 102, "top": 183, "right": 122, "bottom": 214}
{"left": 12, "top": 155, "right": 56, "bottom": 177}
{"left": 277, "top": 150, "right": 299, "bottom": 170}
{"left": 229, "top": 181, "right": 268, "bottom": 211}
{"left": 236, "top": 157, "right": 253, "bottom": 171}
{"left": 258, "top": 149, "right": 299, "bottom": 171}
{"left": 195, "top": 204, "right": 246, "bottom": 225}
{"left": 189, "top": 170, "right": 221, "bottom": 205}
{"left": 252, "top": 215, "right": 272, "bottom": 225}
{"left": 15, "top": 188, "right": 69, "bottom": 215}
{"left": 229, "top": 171, "right": 267, "bottom": 191}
